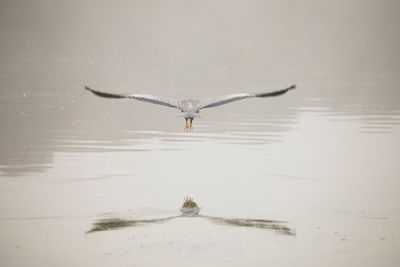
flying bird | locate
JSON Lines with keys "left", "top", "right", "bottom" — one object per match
{"left": 85, "top": 84, "right": 296, "bottom": 130}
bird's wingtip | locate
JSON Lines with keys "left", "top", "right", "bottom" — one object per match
{"left": 289, "top": 84, "right": 296, "bottom": 90}
{"left": 84, "top": 85, "right": 92, "bottom": 91}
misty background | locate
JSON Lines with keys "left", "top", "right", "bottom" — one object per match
{"left": 1, "top": 0, "right": 399, "bottom": 176}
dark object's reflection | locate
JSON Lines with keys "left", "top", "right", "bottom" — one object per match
{"left": 87, "top": 216, "right": 180, "bottom": 233}
{"left": 203, "top": 215, "right": 295, "bottom": 235}
{"left": 87, "top": 215, "right": 295, "bottom": 235}
{"left": 87, "top": 198, "right": 295, "bottom": 235}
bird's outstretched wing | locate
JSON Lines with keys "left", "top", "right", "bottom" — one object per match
{"left": 199, "top": 84, "right": 296, "bottom": 110}
{"left": 85, "top": 86, "right": 181, "bottom": 109}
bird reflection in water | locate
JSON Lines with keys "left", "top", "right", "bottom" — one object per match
{"left": 87, "top": 197, "right": 295, "bottom": 236}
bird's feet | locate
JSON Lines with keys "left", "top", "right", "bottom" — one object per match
{"left": 184, "top": 123, "right": 193, "bottom": 132}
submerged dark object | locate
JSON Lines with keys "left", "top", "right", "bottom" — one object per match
{"left": 87, "top": 197, "right": 295, "bottom": 235}
{"left": 180, "top": 197, "right": 200, "bottom": 216}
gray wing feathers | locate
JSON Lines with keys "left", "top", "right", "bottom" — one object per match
{"left": 199, "top": 84, "right": 295, "bottom": 110}
{"left": 126, "top": 94, "right": 180, "bottom": 109}
{"left": 85, "top": 86, "right": 180, "bottom": 109}
{"left": 199, "top": 93, "right": 256, "bottom": 110}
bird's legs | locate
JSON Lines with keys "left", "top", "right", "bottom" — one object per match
{"left": 184, "top": 118, "right": 189, "bottom": 131}
{"left": 184, "top": 118, "right": 193, "bottom": 131}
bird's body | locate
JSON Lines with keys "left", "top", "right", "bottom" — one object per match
{"left": 85, "top": 84, "right": 296, "bottom": 130}
{"left": 179, "top": 99, "right": 200, "bottom": 116}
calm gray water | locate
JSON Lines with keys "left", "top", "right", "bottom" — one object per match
{"left": 1, "top": 1, "right": 400, "bottom": 266}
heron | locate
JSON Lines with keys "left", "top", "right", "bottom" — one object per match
{"left": 84, "top": 84, "right": 296, "bottom": 130}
